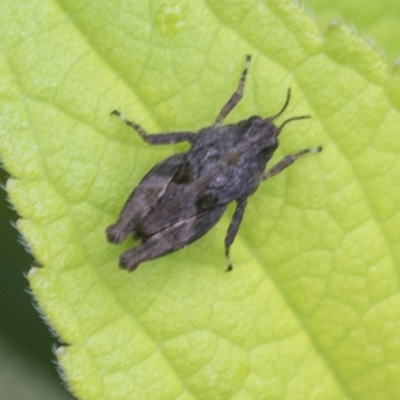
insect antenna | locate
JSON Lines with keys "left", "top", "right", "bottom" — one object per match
{"left": 276, "top": 115, "right": 311, "bottom": 136}
{"left": 267, "top": 88, "right": 291, "bottom": 121}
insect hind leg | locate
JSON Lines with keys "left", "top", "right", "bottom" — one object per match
{"left": 120, "top": 205, "right": 227, "bottom": 271}
{"left": 224, "top": 199, "right": 247, "bottom": 271}
{"left": 214, "top": 55, "right": 251, "bottom": 127}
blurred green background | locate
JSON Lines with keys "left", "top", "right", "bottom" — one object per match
{"left": 0, "top": 168, "right": 74, "bottom": 399}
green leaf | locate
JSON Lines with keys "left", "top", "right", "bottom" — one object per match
{"left": 305, "top": 0, "right": 400, "bottom": 61}
{"left": 1, "top": 0, "right": 400, "bottom": 399}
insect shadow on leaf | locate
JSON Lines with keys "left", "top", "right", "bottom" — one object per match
{"left": 106, "top": 55, "right": 322, "bottom": 272}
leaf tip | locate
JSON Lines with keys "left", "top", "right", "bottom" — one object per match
{"left": 55, "top": 346, "right": 67, "bottom": 357}
{"left": 27, "top": 267, "right": 40, "bottom": 278}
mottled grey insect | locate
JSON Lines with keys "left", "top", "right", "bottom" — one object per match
{"left": 106, "top": 55, "right": 322, "bottom": 272}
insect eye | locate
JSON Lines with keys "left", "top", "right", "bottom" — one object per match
{"left": 238, "top": 116, "right": 262, "bottom": 132}
{"left": 249, "top": 116, "right": 263, "bottom": 124}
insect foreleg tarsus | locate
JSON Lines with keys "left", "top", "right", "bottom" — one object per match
{"left": 214, "top": 55, "right": 252, "bottom": 127}
{"left": 111, "top": 110, "right": 196, "bottom": 145}
{"left": 262, "top": 146, "right": 322, "bottom": 181}
{"left": 224, "top": 198, "right": 248, "bottom": 272}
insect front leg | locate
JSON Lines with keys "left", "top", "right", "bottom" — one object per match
{"left": 262, "top": 146, "right": 322, "bottom": 181}
{"left": 214, "top": 55, "right": 251, "bottom": 127}
{"left": 224, "top": 198, "right": 248, "bottom": 272}
{"left": 111, "top": 110, "right": 196, "bottom": 144}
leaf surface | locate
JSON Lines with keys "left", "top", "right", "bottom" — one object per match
{"left": 306, "top": 0, "right": 400, "bottom": 61}
{"left": 1, "top": 1, "right": 400, "bottom": 399}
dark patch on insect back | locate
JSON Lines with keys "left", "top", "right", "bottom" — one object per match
{"left": 195, "top": 193, "right": 218, "bottom": 211}
{"left": 107, "top": 55, "right": 322, "bottom": 272}
{"left": 172, "top": 160, "right": 193, "bottom": 184}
